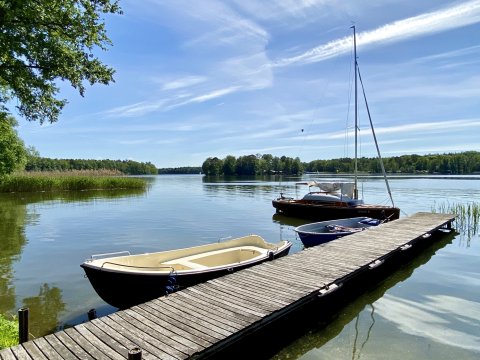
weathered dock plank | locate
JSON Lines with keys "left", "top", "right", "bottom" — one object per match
{"left": 1, "top": 212, "right": 455, "bottom": 360}
{"left": 155, "top": 293, "right": 247, "bottom": 333}
{"left": 131, "top": 305, "right": 213, "bottom": 348}
{"left": 31, "top": 338, "right": 60, "bottom": 360}
{"left": 21, "top": 341, "right": 47, "bottom": 360}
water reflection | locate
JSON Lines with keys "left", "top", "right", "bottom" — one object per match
{"left": 202, "top": 175, "right": 285, "bottom": 194}
{"left": 0, "top": 188, "right": 146, "bottom": 337}
{"left": 271, "top": 231, "right": 456, "bottom": 359}
{"left": 1, "top": 175, "right": 479, "bottom": 357}
{"left": 272, "top": 213, "right": 310, "bottom": 228}
{"left": 351, "top": 304, "right": 375, "bottom": 360}
{"left": 375, "top": 294, "right": 480, "bottom": 352}
{"left": 22, "top": 284, "right": 66, "bottom": 337}
{"left": 0, "top": 195, "right": 28, "bottom": 314}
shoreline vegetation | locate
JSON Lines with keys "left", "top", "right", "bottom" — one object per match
{"left": 433, "top": 201, "right": 480, "bottom": 237}
{"left": 0, "top": 170, "right": 148, "bottom": 193}
{"left": 199, "top": 151, "right": 480, "bottom": 176}
{"left": 0, "top": 314, "right": 17, "bottom": 350}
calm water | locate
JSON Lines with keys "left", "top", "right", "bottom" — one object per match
{"left": 0, "top": 174, "right": 479, "bottom": 359}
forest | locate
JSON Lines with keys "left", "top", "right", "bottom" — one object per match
{"left": 25, "top": 157, "right": 158, "bottom": 175}
{"left": 200, "top": 151, "right": 480, "bottom": 176}
{"left": 202, "top": 154, "right": 303, "bottom": 175}
{"left": 24, "top": 151, "right": 480, "bottom": 176}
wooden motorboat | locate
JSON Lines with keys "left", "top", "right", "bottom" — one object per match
{"left": 81, "top": 235, "right": 292, "bottom": 309}
{"left": 294, "top": 216, "right": 382, "bottom": 248}
{"left": 273, "top": 182, "right": 400, "bottom": 221}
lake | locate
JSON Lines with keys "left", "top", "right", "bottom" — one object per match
{"left": 0, "top": 174, "right": 479, "bottom": 359}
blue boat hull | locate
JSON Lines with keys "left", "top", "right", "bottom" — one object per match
{"left": 295, "top": 217, "right": 381, "bottom": 248}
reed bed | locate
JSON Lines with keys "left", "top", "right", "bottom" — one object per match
{"left": 0, "top": 314, "right": 17, "bottom": 349}
{"left": 432, "top": 201, "right": 480, "bottom": 236}
{"left": 23, "top": 169, "right": 124, "bottom": 177}
{"left": 0, "top": 171, "right": 148, "bottom": 193}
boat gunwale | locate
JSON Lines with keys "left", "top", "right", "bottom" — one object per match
{"left": 294, "top": 217, "right": 377, "bottom": 237}
{"left": 81, "top": 240, "right": 292, "bottom": 276}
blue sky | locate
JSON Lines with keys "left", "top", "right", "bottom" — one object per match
{"left": 17, "top": 0, "right": 480, "bottom": 168}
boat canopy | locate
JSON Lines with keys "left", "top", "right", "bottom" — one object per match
{"left": 298, "top": 181, "right": 355, "bottom": 198}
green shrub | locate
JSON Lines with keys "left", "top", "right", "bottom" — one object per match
{"left": 0, "top": 314, "right": 18, "bottom": 349}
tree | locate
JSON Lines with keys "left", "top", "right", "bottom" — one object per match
{"left": 0, "top": 0, "right": 122, "bottom": 124}
{"left": 202, "top": 157, "right": 223, "bottom": 176}
{"left": 0, "top": 115, "right": 27, "bottom": 175}
{"left": 222, "top": 155, "right": 236, "bottom": 175}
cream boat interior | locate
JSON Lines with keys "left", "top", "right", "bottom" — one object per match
{"left": 84, "top": 235, "right": 287, "bottom": 274}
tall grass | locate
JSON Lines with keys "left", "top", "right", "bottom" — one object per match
{"left": 432, "top": 201, "right": 480, "bottom": 237}
{"left": 0, "top": 171, "right": 148, "bottom": 193}
{"left": 0, "top": 314, "right": 17, "bottom": 349}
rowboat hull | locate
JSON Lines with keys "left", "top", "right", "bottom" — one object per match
{"left": 294, "top": 217, "right": 382, "bottom": 247}
{"left": 81, "top": 235, "right": 292, "bottom": 309}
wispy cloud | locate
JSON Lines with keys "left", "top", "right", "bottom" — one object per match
{"left": 161, "top": 76, "right": 207, "bottom": 90}
{"left": 326, "top": 118, "right": 480, "bottom": 140}
{"left": 119, "top": 1, "right": 480, "bottom": 120}
{"left": 104, "top": 101, "right": 166, "bottom": 118}
{"left": 162, "top": 86, "right": 241, "bottom": 112}
{"left": 412, "top": 45, "right": 480, "bottom": 63}
{"left": 230, "top": 0, "right": 326, "bottom": 21}
{"left": 178, "top": 0, "right": 269, "bottom": 46}
{"left": 105, "top": 53, "right": 273, "bottom": 118}
{"left": 273, "top": 0, "right": 480, "bottom": 67}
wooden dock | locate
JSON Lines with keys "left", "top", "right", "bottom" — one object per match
{"left": 0, "top": 212, "right": 455, "bottom": 360}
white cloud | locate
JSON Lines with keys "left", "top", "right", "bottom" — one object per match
{"left": 273, "top": 0, "right": 480, "bottom": 67}
{"left": 161, "top": 76, "right": 207, "bottom": 90}
{"left": 322, "top": 118, "right": 480, "bottom": 140}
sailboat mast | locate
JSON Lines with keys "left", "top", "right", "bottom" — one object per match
{"left": 352, "top": 25, "right": 358, "bottom": 200}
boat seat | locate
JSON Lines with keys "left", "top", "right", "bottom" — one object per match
{"left": 163, "top": 246, "right": 269, "bottom": 270}
{"left": 164, "top": 260, "right": 209, "bottom": 270}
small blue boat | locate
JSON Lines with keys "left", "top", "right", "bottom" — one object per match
{"left": 294, "top": 217, "right": 382, "bottom": 248}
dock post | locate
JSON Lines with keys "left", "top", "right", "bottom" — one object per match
{"left": 88, "top": 308, "right": 97, "bottom": 320}
{"left": 128, "top": 347, "right": 142, "bottom": 360}
{"left": 18, "top": 307, "right": 29, "bottom": 344}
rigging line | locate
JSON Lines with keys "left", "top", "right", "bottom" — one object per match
{"left": 352, "top": 313, "right": 360, "bottom": 360}
{"left": 357, "top": 65, "right": 395, "bottom": 207}
{"left": 357, "top": 304, "right": 376, "bottom": 359}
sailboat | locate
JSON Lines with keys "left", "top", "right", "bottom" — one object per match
{"left": 272, "top": 26, "right": 400, "bottom": 222}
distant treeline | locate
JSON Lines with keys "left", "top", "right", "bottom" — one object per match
{"left": 157, "top": 167, "right": 202, "bottom": 174}
{"left": 202, "top": 154, "right": 303, "bottom": 175}
{"left": 306, "top": 151, "right": 480, "bottom": 174}
{"left": 26, "top": 157, "right": 158, "bottom": 175}
{"left": 199, "top": 151, "right": 480, "bottom": 176}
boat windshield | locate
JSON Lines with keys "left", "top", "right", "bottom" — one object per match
{"left": 301, "top": 181, "right": 355, "bottom": 198}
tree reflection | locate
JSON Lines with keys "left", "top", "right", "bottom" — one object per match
{"left": 0, "top": 188, "right": 146, "bottom": 330}
{"left": 22, "top": 284, "right": 66, "bottom": 338}
{"left": 0, "top": 195, "right": 27, "bottom": 314}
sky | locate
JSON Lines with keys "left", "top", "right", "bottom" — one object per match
{"left": 17, "top": 0, "right": 480, "bottom": 168}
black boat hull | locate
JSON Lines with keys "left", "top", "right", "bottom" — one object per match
{"left": 81, "top": 245, "right": 291, "bottom": 309}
